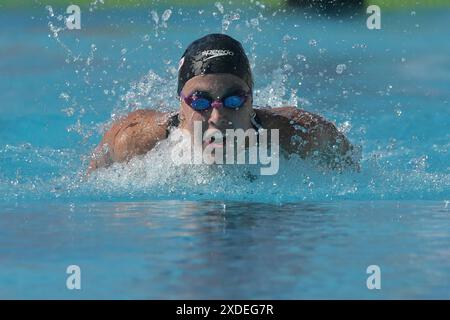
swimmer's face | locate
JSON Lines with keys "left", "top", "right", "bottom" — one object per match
{"left": 179, "top": 73, "right": 253, "bottom": 147}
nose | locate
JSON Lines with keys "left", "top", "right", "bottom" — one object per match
{"left": 208, "top": 105, "right": 229, "bottom": 130}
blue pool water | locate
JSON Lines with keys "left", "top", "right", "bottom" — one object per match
{"left": 0, "top": 4, "right": 449, "bottom": 298}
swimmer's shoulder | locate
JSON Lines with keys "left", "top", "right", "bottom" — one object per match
{"left": 117, "top": 109, "right": 170, "bottom": 128}
{"left": 105, "top": 109, "right": 171, "bottom": 150}
{"left": 254, "top": 106, "right": 330, "bottom": 136}
{"left": 253, "top": 106, "right": 322, "bottom": 156}
{"left": 88, "top": 109, "right": 172, "bottom": 172}
{"left": 254, "top": 106, "right": 327, "bottom": 130}
{"left": 254, "top": 106, "right": 358, "bottom": 170}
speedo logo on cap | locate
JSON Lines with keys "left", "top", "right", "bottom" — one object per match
{"left": 201, "top": 49, "right": 234, "bottom": 61}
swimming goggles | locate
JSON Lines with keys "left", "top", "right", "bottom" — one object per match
{"left": 180, "top": 90, "right": 251, "bottom": 111}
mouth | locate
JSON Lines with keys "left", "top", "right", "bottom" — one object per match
{"left": 205, "top": 135, "right": 226, "bottom": 148}
{"left": 203, "top": 130, "right": 226, "bottom": 148}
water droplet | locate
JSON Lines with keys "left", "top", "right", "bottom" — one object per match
{"left": 162, "top": 9, "right": 172, "bottom": 22}
{"left": 61, "top": 107, "right": 75, "bottom": 117}
{"left": 150, "top": 10, "right": 159, "bottom": 24}
{"left": 336, "top": 64, "right": 347, "bottom": 74}
{"left": 45, "top": 5, "right": 54, "bottom": 17}
{"left": 250, "top": 18, "right": 259, "bottom": 27}
{"left": 282, "top": 34, "right": 292, "bottom": 42}
{"left": 338, "top": 121, "right": 352, "bottom": 134}
{"left": 308, "top": 39, "right": 317, "bottom": 47}
{"left": 215, "top": 2, "right": 224, "bottom": 14}
{"left": 296, "top": 54, "right": 306, "bottom": 62}
{"left": 59, "top": 92, "right": 70, "bottom": 101}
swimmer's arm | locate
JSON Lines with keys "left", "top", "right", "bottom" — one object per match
{"left": 87, "top": 109, "right": 169, "bottom": 173}
{"left": 302, "top": 111, "right": 359, "bottom": 170}
{"left": 256, "top": 107, "right": 359, "bottom": 170}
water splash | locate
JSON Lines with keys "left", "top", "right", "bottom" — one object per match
{"left": 150, "top": 9, "right": 172, "bottom": 36}
{"left": 14, "top": 6, "right": 448, "bottom": 206}
{"left": 2, "top": 63, "right": 448, "bottom": 204}
{"left": 117, "top": 69, "right": 178, "bottom": 118}
{"left": 254, "top": 65, "right": 302, "bottom": 107}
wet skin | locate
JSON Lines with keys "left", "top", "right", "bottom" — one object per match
{"left": 88, "top": 73, "right": 358, "bottom": 173}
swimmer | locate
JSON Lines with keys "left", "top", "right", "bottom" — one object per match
{"left": 88, "top": 33, "right": 358, "bottom": 173}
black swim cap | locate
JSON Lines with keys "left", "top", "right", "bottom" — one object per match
{"left": 177, "top": 33, "right": 253, "bottom": 95}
